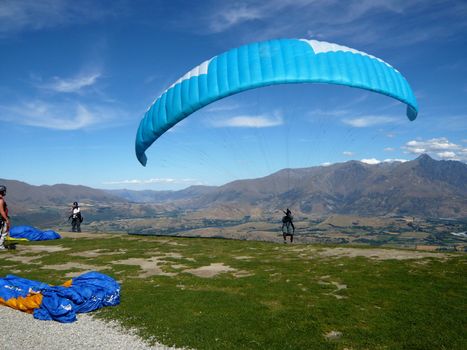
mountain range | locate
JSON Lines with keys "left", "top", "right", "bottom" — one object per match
{"left": 2, "top": 154, "right": 466, "bottom": 224}
{"left": 108, "top": 154, "right": 467, "bottom": 218}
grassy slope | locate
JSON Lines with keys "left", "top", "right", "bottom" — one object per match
{"left": 0, "top": 234, "right": 466, "bottom": 350}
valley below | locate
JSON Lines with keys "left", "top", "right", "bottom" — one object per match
{"left": 53, "top": 206, "right": 467, "bottom": 252}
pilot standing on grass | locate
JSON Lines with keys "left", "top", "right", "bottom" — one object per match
{"left": 0, "top": 185, "right": 10, "bottom": 250}
{"left": 69, "top": 201, "right": 82, "bottom": 232}
{"left": 282, "top": 208, "right": 295, "bottom": 244}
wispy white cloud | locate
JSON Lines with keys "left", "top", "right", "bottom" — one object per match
{"left": 209, "top": 114, "right": 283, "bottom": 128}
{"left": 205, "top": 103, "right": 242, "bottom": 113}
{"left": 0, "top": 63, "right": 125, "bottom": 130}
{"left": 0, "top": 0, "right": 120, "bottom": 35}
{"left": 343, "top": 151, "right": 354, "bottom": 156}
{"left": 0, "top": 100, "right": 126, "bottom": 130}
{"left": 207, "top": 3, "right": 263, "bottom": 33}
{"left": 41, "top": 72, "right": 101, "bottom": 93}
{"left": 384, "top": 147, "right": 395, "bottom": 151}
{"left": 402, "top": 137, "right": 467, "bottom": 162}
{"left": 384, "top": 158, "right": 408, "bottom": 163}
{"left": 203, "top": 0, "right": 401, "bottom": 34}
{"left": 202, "top": 0, "right": 323, "bottom": 34}
{"left": 308, "top": 108, "right": 350, "bottom": 117}
{"left": 342, "top": 115, "right": 398, "bottom": 127}
{"left": 404, "top": 138, "right": 461, "bottom": 152}
{"left": 436, "top": 151, "right": 457, "bottom": 159}
{"left": 361, "top": 158, "right": 408, "bottom": 164}
{"left": 361, "top": 158, "right": 381, "bottom": 165}
{"left": 193, "top": 0, "right": 467, "bottom": 49}
{"left": 103, "top": 178, "right": 200, "bottom": 185}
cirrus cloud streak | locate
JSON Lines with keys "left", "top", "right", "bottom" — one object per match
{"left": 0, "top": 0, "right": 121, "bottom": 35}
{"left": 361, "top": 158, "right": 408, "bottom": 164}
{"left": 0, "top": 100, "right": 125, "bottom": 130}
{"left": 342, "top": 115, "right": 398, "bottom": 127}
{"left": 41, "top": 72, "right": 101, "bottom": 93}
{"left": 209, "top": 115, "right": 283, "bottom": 128}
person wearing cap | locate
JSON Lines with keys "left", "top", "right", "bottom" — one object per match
{"left": 68, "top": 201, "right": 82, "bottom": 232}
{"left": 0, "top": 185, "right": 10, "bottom": 250}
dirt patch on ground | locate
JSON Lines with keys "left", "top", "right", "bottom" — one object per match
{"left": 40, "top": 262, "right": 107, "bottom": 271}
{"left": 69, "top": 249, "right": 127, "bottom": 258}
{"left": 331, "top": 281, "right": 346, "bottom": 290}
{"left": 416, "top": 245, "right": 441, "bottom": 251}
{"left": 166, "top": 241, "right": 186, "bottom": 246}
{"left": 3, "top": 255, "right": 45, "bottom": 264}
{"left": 171, "top": 264, "right": 188, "bottom": 270}
{"left": 164, "top": 252, "right": 184, "bottom": 259}
{"left": 144, "top": 250, "right": 187, "bottom": 258}
{"left": 319, "top": 277, "right": 348, "bottom": 299}
{"left": 64, "top": 270, "right": 105, "bottom": 278}
{"left": 59, "top": 232, "right": 117, "bottom": 239}
{"left": 37, "top": 261, "right": 110, "bottom": 278}
{"left": 112, "top": 257, "right": 176, "bottom": 278}
{"left": 111, "top": 251, "right": 192, "bottom": 278}
{"left": 328, "top": 281, "right": 347, "bottom": 299}
{"left": 17, "top": 245, "right": 70, "bottom": 254}
{"left": 184, "top": 263, "right": 237, "bottom": 278}
{"left": 324, "top": 330, "right": 342, "bottom": 340}
{"left": 314, "top": 247, "right": 446, "bottom": 260}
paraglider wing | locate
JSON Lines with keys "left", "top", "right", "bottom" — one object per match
{"left": 135, "top": 38, "right": 418, "bottom": 166}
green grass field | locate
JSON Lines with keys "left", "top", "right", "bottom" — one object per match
{"left": 1, "top": 233, "right": 466, "bottom": 349}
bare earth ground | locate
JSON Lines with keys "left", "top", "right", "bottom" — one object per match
{"left": 291, "top": 246, "right": 448, "bottom": 260}
{"left": 60, "top": 231, "right": 118, "bottom": 239}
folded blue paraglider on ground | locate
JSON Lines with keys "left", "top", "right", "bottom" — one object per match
{"left": 9, "top": 225, "right": 61, "bottom": 240}
{"left": 0, "top": 272, "right": 120, "bottom": 323}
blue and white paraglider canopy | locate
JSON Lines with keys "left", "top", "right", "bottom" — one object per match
{"left": 135, "top": 38, "right": 418, "bottom": 166}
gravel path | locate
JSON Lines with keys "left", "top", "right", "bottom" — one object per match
{"left": 0, "top": 306, "right": 183, "bottom": 350}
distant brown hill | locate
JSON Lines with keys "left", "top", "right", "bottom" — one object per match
{"left": 2, "top": 154, "right": 466, "bottom": 225}
{"left": 0, "top": 179, "right": 125, "bottom": 207}
{"left": 109, "top": 154, "right": 467, "bottom": 219}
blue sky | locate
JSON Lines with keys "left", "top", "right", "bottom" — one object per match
{"left": 1, "top": 0, "right": 466, "bottom": 190}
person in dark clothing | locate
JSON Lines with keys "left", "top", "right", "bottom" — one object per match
{"left": 281, "top": 208, "right": 295, "bottom": 243}
{"left": 69, "top": 201, "right": 83, "bottom": 232}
